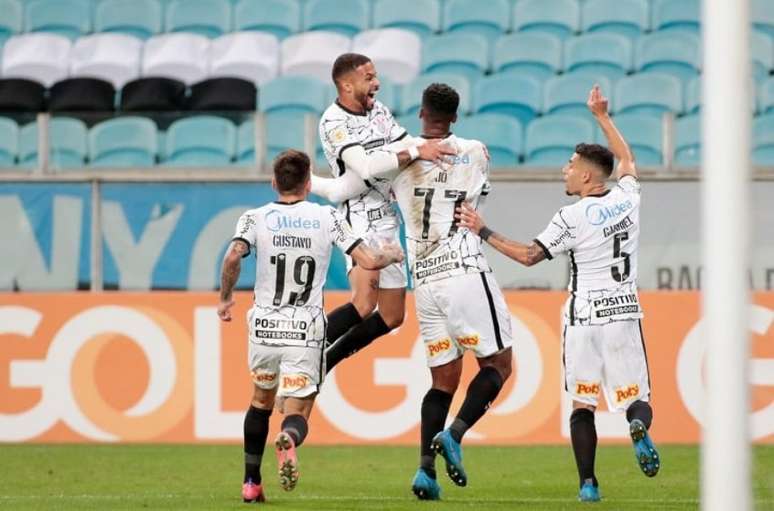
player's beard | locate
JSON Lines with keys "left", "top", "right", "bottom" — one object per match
{"left": 359, "top": 90, "right": 376, "bottom": 111}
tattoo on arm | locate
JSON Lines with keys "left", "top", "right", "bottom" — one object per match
{"left": 219, "top": 240, "right": 248, "bottom": 301}
{"left": 369, "top": 277, "right": 379, "bottom": 291}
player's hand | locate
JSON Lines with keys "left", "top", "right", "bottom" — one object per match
{"left": 455, "top": 202, "right": 485, "bottom": 235}
{"left": 217, "top": 298, "right": 235, "bottom": 322}
{"left": 381, "top": 242, "right": 405, "bottom": 264}
{"left": 587, "top": 84, "right": 609, "bottom": 117}
{"left": 416, "top": 139, "right": 457, "bottom": 163}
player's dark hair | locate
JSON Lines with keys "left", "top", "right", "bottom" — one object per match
{"left": 331, "top": 53, "right": 372, "bottom": 84}
{"left": 575, "top": 143, "right": 614, "bottom": 176}
{"left": 421, "top": 83, "right": 460, "bottom": 118}
{"left": 273, "top": 149, "right": 310, "bottom": 194}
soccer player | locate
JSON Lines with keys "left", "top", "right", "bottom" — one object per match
{"left": 217, "top": 150, "right": 404, "bottom": 503}
{"left": 314, "top": 84, "right": 513, "bottom": 501}
{"left": 456, "top": 85, "right": 659, "bottom": 502}
{"left": 314, "top": 53, "right": 454, "bottom": 372}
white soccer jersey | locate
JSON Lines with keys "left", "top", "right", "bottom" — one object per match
{"left": 319, "top": 99, "right": 407, "bottom": 235}
{"left": 233, "top": 200, "right": 362, "bottom": 346}
{"left": 535, "top": 175, "right": 643, "bottom": 325}
{"left": 389, "top": 134, "right": 493, "bottom": 286}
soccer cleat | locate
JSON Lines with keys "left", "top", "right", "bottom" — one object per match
{"left": 629, "top": 419, "right": 660, "bottom": 477}
{"left": 411, "top": 468, "right": 441, "bottom": 500}
{"left": 274, "top": 431, "right": 299, "bottom": 491}
{"left": 578, "top": 479, "right": 600, "bottom": 502}
{"left": 241, "top": 479, "right": 265, "bottom": 503}
{"left": 431, "top": 429, "right": 467, "bottom": 487}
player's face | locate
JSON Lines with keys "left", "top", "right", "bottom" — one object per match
{"left": 563, "top": 153, "right": 583, "bottom": 196}
{"left": 351, "top": 62, "right": 380, "bottom": 111}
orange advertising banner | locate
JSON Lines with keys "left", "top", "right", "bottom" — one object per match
{"left": 0, "top": 292, "right": 772, "bottom": 445}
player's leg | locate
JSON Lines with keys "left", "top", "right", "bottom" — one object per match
{"left": 325, "top": 265, "right": 378, "bottom": 349}
{"left": 571, "top": 402, "right": 600, "bottom": 502}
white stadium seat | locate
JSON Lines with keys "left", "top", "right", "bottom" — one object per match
{"left": 208, "top": 31, "right": 280, "bottom": 86}
{"left": 70, "top": 33, "right": 143, "bottom": 89}
{"left": 352, "top": 28, "right": 421, "bottom": 85}
{"left": 1, "top": 33, "right": 71, "bottom": 87}
{"left": 280, "top": 31, "right": 351, "bottom": 82}
{"left": 141, "top": 32, "right": 210, "bottom": 85}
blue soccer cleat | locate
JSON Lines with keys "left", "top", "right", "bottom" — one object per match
{"left": 629, "top": 419, "right": 660, "bottom": 477}
{"left": 431, "top": 429, "right": 467, "bottom": 487}
{"left": 411, "top": 468, "right": 441, "bottom": 500}
{"left": 578, "top": 479, "right": 601, "bottom": 502}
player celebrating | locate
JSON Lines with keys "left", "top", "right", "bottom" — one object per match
{"left": 457, "top": 86, "right": 659, "bottom": 502}
{"left": 217, "top": 150, "right": 403, "bottom": 503}
{"left": 314, "top": 53, "right": 454, "bottom": 372}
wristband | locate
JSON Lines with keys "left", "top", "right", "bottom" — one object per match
{"left": 479, "top": 226, "right": 493, "bottom": 242}
{"left": 408, "top": 145, "right": 420, "bottom": 160}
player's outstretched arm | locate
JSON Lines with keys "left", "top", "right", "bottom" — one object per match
{"left": 350, "top": 242, "right": 404, "bottom": 270}
{"left": 217, "top": 239, "right": 249, "bottom": 321}
{"left": 456, "top": 203, "right": 546, "bottom": 267}
{"left": 588, "top": 85, "right": 638, "bottom": 180}
{"left": 341, "top": 139, "right": 456, "bottom": 181}
{"left": 310, "top": 171, "right": 369, "bottom": 203}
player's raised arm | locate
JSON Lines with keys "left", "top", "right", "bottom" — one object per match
{"left": 340, "top": 138, "right": 456, "bottom": 181}
{"left": 350, "top": 242, "right": 405, "bottom": 270}
{"left": 217, "top": 239, "right": 250, "bottom": 321}
{"left": 310, "top": 170, "right": 369, "bottom": 203}
{"left": 456, "top": 203, "right": 547, "bottom": 267}
{"left": 588, "top": 85, "right": 638, "bottom": 180}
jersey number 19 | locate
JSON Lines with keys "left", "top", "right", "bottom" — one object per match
{"left": 270, "top": 253, "right": 316, "bottom": 306}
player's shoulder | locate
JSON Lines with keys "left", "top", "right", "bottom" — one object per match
{"left": 320, "top": 102, "right": 349, "bottom": 126}
{"left": 449, "top": 135, "right": 485, "bottom": 155}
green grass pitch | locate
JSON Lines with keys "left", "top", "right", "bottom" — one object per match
{"left": 1, "top": 445, "right": 772, "bottom": 510}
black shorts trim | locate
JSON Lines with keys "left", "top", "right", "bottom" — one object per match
{"left": 562, "top": 324, "right": 568, "bottom": 391}
{"left": 638, "top": 320, "right": 652, "bottom": 395}
{"left": 479, "top": 272, "right": 504, "bottom": 351}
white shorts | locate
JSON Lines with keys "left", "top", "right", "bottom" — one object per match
{"left": 563, "top": 319, "right": 651, "bottom": 413}
{"left": 344, "top": 226, "right": 407, "bottom": 289}
{"left": 415, "top": 271, "right": 513, "bottom": 368}
{"left": 248, "top": 343, "right": 324, "bottom": 398}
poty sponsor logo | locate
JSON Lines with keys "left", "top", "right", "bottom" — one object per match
{"left": 265, "top": 209, "right": 321, "bottom": 233}
{"left": 615, "top": 384, "right": 640, "bottom": 403}
{"left": 586, "top": 200, "right": 633, "bottom": 226}
{"left": 251, "top": 371, "right": 277, "bottom": 384}
{"left": 576, "top": 382, "right": 600, "bottom": 396}
{"left": 281, "top": 374, "right": 309, "bottom": 390}
{"left": 457, "top": 335, "right": 479, "bottom": 347}
{"left": 427, "top": 338, "right": 451, "bottom": 357}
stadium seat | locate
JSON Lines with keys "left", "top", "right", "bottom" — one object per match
{"left": 0, "top": 0, "right": 23, "bottom": 43}
{"left": 280, "top": 31, "right": 351, "bottom": 82}
{"left": 303, "top": 0, "right": 369, "bottom": 38}
{"left": 544, "top": 73, "right": 613, "bottom": 116}
{"left": 142, "top": 33, "right": 210, "bottom": 85}
{"left": 473, "top": 74, "right": 542, "bottom": 126}
{"left": 674, "top": 113, "right": 700, "bottom": 167}
{"left": 234, "top": 0, "right": 300, "bottom": 40}
{"left": 595, "top": 113, "right": 663, "bottom": 166}
{"left": 24, "top": 0, "right": 91, "bottom": 40}
{"left": 421, "top": 33, "right": 489, "bottom": 85}
{"left": 652, "top": 0, "right": 700, "bottom": 34}
{"left": 208, "top": 32, "right": 279, "bottom": 86}
{"left": 564, "top": 33, "right": 633, "bottom": 83}
{"left": 396, "top": 113, "right": 420, "bottom": 137}
{"left": 636, "top": 32, "right": 701, "bottom": 82}
{"left": 120, "top": 77, "right": 187, "bottom": 111}
{"left": 48, "top": 77, "right": 115, "bottom": 112}
{"left": 372, "top": 0, "right": 441, "bottom": 39}
{"left": 493, "top": 32, "right": 563, "bottom": 84}
{"left": 525, "top": 115, "right": 595, "bottom": 167}
{"left": 165, "top": 115, "right": 236, "bottom": 166}
{"left": 19, "top": 117, "right": 87, "bottom": 169}
{"left": 685, "top": 75, "right": 701, "bottom": 114}
{"left": 69, "top": 33, "right": 143, "bottom": 89}
{"left": 443, "top": 0, "right": 510, "bottom": 44}
{"left": 260, "top": 76, "right": 329, "bottom": 115}
{"left": 352, "top": 29, "right": 421, "bottom": 85}
{"left": 760, "top": 77, "right": 774, "bottom": 114}
{"left": 614, "top": 72, "right": 683, "bottom": 116}
{"left": 753, "top": 0, "right": 774, "bottom": 39}
{"left": 263, "top": 112, "right": 307, "bottom": 162}
{"left": 166, "top": 0, "right": 232, "bottom": 39}
{"left": 0, "top": 78, "right": 46, "bottom": 111}
{"left": 188, "top": 77, "right": 256, "bottom": 110}
{"left": 1, "top": 33, "right": 71, "bottom": 87}
{"left": 753, "top": 113, "right": 774, "bottom": 165}
{"left": 453, "top": 113, "right": 523, "bottom": 168}
{"left": 89, "top": 116, "right": 157, "bottom": 167}
{"left": 401, "top": 73, "right": 471, "bottom": 115}
{"left": 751, "top": 30, "right": 773, "bottom": 84}
{"left": 512, "top": 0, "right": 580, "bottom": 40}
{"left": 0, "top": 117, "right": 19, "bottom": 167}
{"left": 581, "top": 0, "right": 649, "bottom": 41}
{"left": 94, "top": 0, "right": 163, "bottom": 40}
{"left": 236, "top": 118, "right": 255, "bottom": 166}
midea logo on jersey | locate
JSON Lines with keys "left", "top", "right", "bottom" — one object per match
{"left": 265, "top": 209, "right": 321, "bottom": 233}
{"left": 585, "top": 200, "right": 633, "bottom": 226}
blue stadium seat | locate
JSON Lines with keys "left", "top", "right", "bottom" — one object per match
{"left": 401, "top": 73, "right": 471, "bottom": 115}
{"left": 0, "top": 117, "right": 19, "bottom": 167}
{"left": 753, "top": 113, "right": 774, "bottom": 165}
{"left": 753, "top": 0, "right": 774, "bottom": 39}
{"left": 303, "top": 0, "right": 369, "bottom": 38}
{"left": 525, "top": 115, "right": 595, "bottom": 167}
{"left": 165, "top": 115, "right": 237, "bottom": 166}
{"left": 89, "top": 117, "right": 158, "bottom": 167}
{"left": 19, "top": 117, "right": 87, "bottom": 169}
{"left": 614, "top": 72, "right": 683, "bottom": 116}
{"left": 396, "top": 113, "right": 421, "bottom": 137}
{"left": 25, "top": 0, "right": 91, "bottom": 40}
{"left": 443, "top": 0, "right": 510, "bottom": 45}
{"left": 513, "top": 0, "right": 580, "bottom": 40}
{"left": 422, "top": 33, "right": 489, "bottom": 84}
{"left": 236, "top": 119, "right": 255, "bottom": 166}
{"left": 581, "top": 0, "right": 649, "bottom": 41}
{"left": 752, "top": 30, "right": 773, "bottom": 84}
{"left": 264, "top": 112, "right": 307, "bottom": 163}
{"left": 95, "top": 0, "right": 162, "bottom": 40}
{"left": 595, "top": 113, "right": 663, "bottom": 166}
{"left": 493, "top": 32, "right": 563, "bottom": 84}
{"left": 454, "top": 113, "right": 523, "bottom": 168}
{"left": 636, "top": 32, "right": 701, "bottom": 82}
{"left": 166, "top": 0, "right": 231, "bottom": 39}
{"left": 685, "top": 75, "right": 701, "bottom": 114}
{"left": 760, "top": 77, "right": 774, "bottom": 114}
{"left": 473, "top": 74, "right": 542, "bottom": 126}
{"left": 373, "top": 0, "right": 441, "bottom": 39}
{"left": 652, "top": 0, "right": 700, "bottom": 34}
{"left": 0, "top": 0, "right": 23, "bottom": 42}
{"left": 564, "top": 33, "right": 633, "bottom": 83}
{"left": 260, "top": 76, "right": 329, "bottom": 115}
{"left": 674, "top": 113, "right": 700, "bottom": 167}
{"left": 234, "top": 0, "right": 300, "bottom": 40}
{"left": 544, "top": 73, "right": 613, "bottom": 116}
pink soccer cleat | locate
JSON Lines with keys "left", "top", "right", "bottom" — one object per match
{"left": 241, "top": 480, "right": 265, "bottom": 503}
{"left": 274, "top": 431, "right": 300, "bottom": 491}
